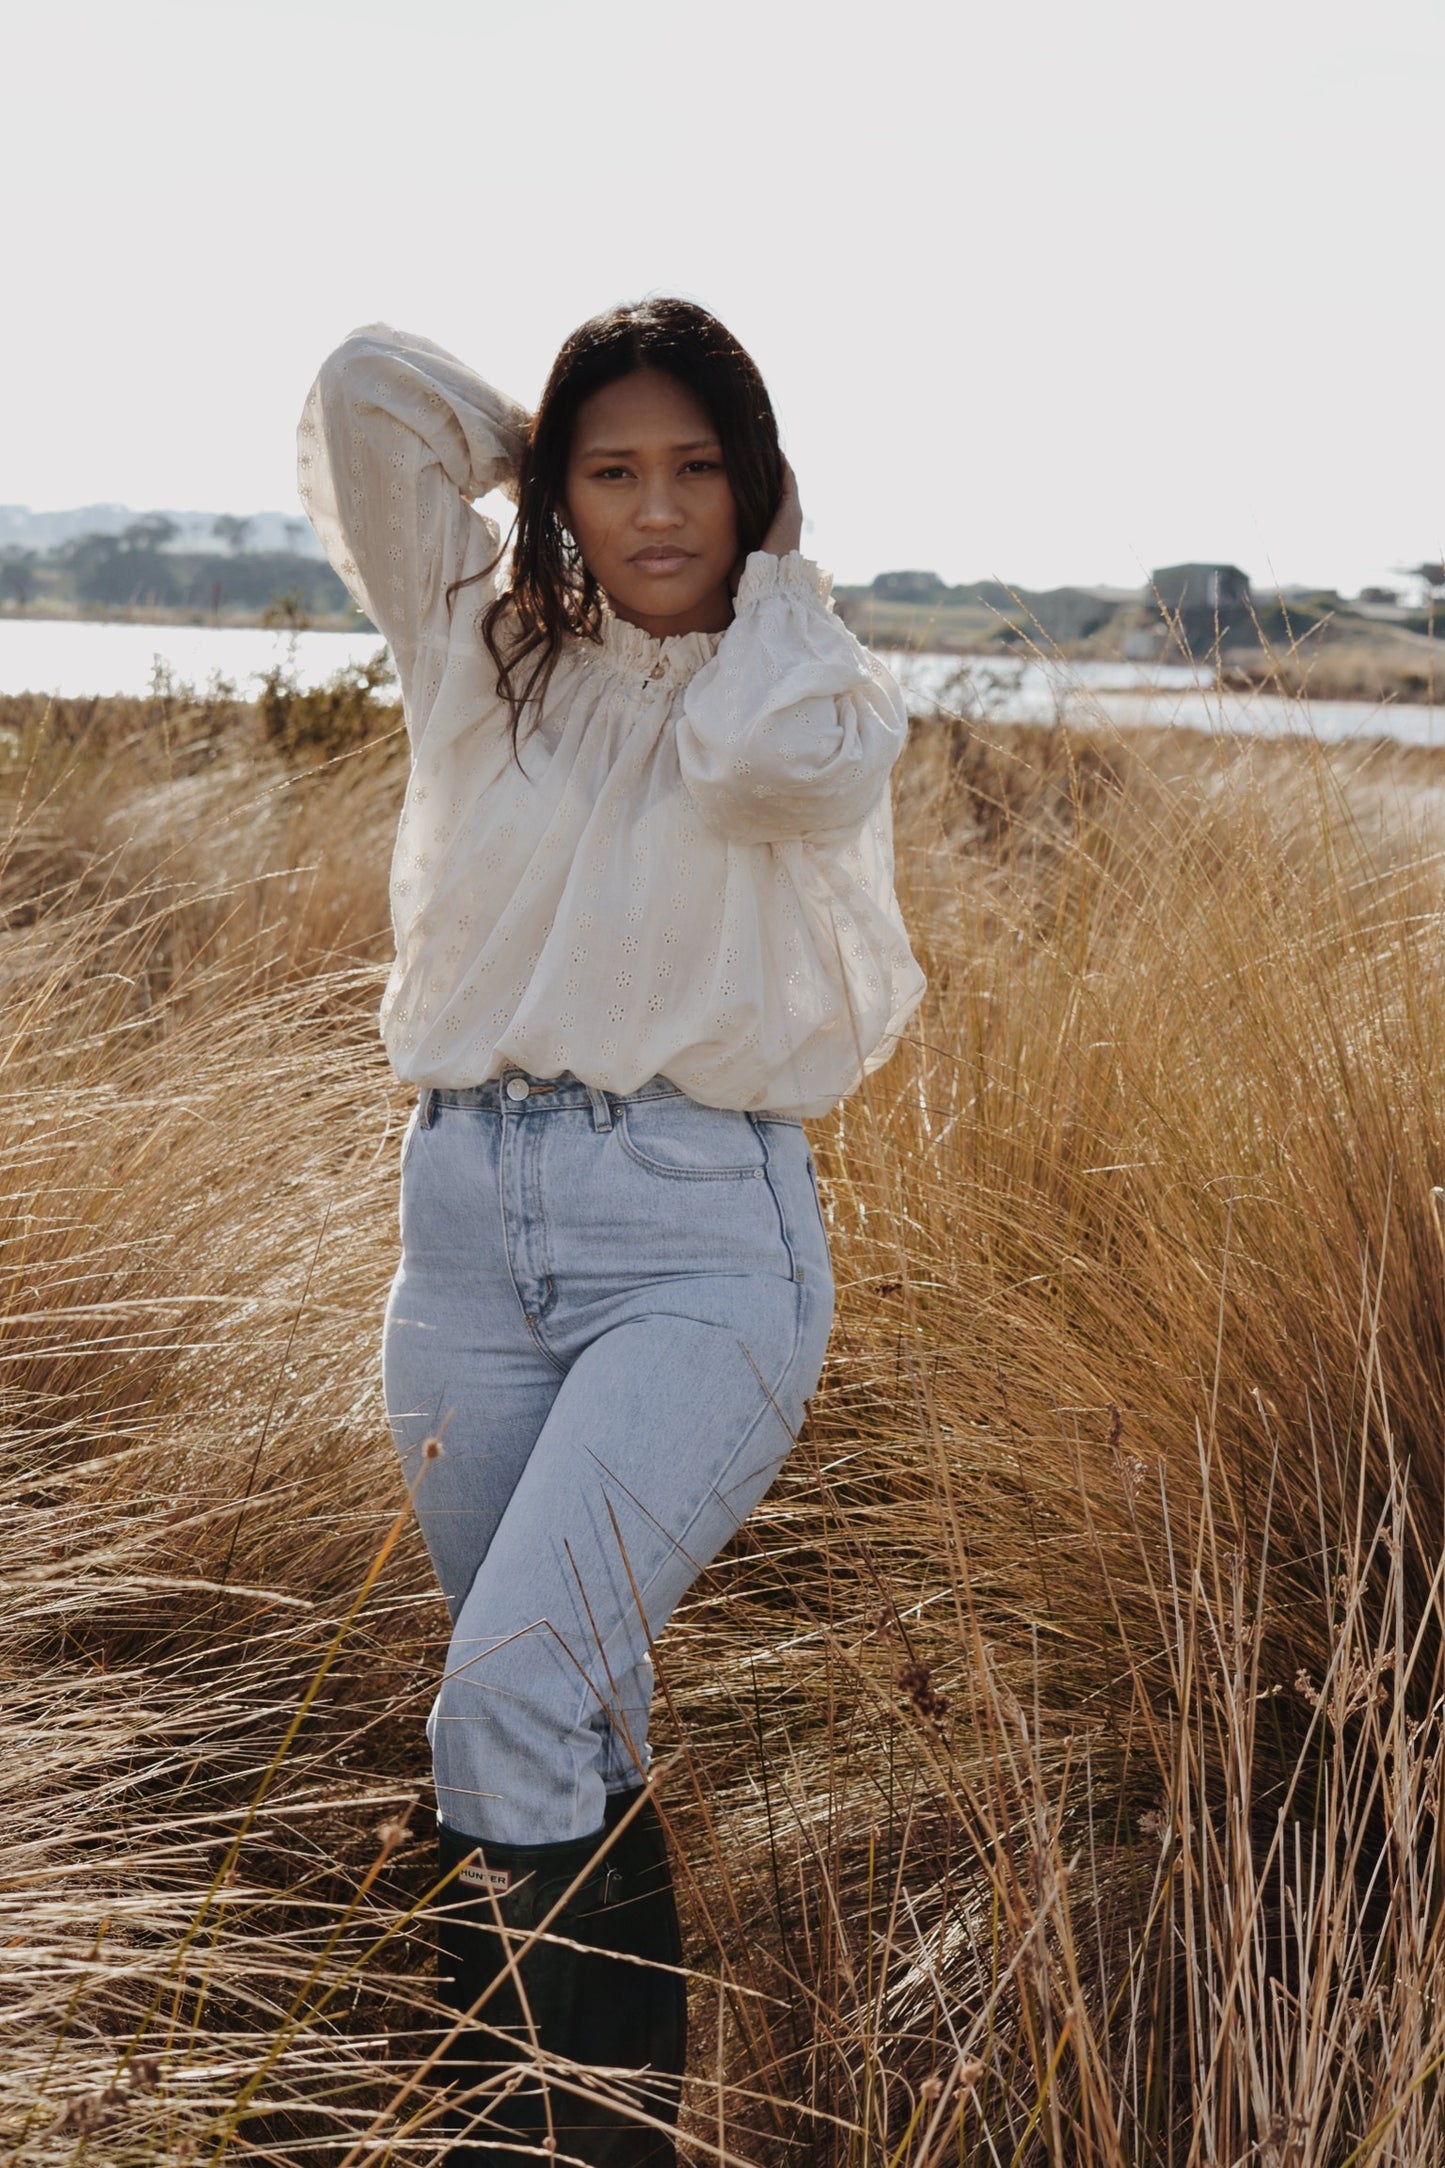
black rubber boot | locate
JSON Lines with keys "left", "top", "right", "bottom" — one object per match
{"left": 436, "top": 1790, "right": 687, "bottom": 2164}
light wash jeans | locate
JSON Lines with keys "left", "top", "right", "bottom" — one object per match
{"left": 382, "top": 1071, "right": 835, "bottom": 1847}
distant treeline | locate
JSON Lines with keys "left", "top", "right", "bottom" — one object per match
{"left": 0, "top": 517, "right": 359, "bottom": 625}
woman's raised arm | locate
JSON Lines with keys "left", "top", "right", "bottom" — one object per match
{"left": 297, "top": 324, "right": 529, "bottom": 719}
{"left": 675, "top": 550, "right": 909, "bottom": 845}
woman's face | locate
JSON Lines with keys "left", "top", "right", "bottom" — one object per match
{"left": 562, "top": 368, "right": 739, "bottom": 640}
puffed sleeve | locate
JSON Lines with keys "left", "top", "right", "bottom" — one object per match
{"left": 296, "top": 324, "right": 529, "bottom": 730}
{"left": 675, "top": 551, "right": 908, "bottom": 844}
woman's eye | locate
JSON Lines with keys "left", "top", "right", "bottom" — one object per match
{"left": 682, "top": 459, "right": 721, "bottom": 475}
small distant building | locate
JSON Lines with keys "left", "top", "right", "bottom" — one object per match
{"left": 1150, "top": 562, "right": 1252, "bottom": 655}
{"left": 871, "top": 569, "right": 949, "bottom": 603}
{"left": 1150, "top": 563, "right": 1251, "bottom": 616}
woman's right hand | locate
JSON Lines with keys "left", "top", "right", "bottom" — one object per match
{"left": 760, "top": 458, "right": 803, "bottom": 558}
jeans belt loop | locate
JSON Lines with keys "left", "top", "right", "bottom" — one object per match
{"left": 417, "top": 1087, "right": 437, "bottom": 1129}
{"left": 587, "top": 1085, "right": 614, "bottom": 1134}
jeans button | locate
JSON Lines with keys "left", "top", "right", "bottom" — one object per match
{"left": 505, "top": 1076, "right": 530, "bottom": 1102}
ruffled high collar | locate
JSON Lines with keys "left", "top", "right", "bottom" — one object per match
{"left": 589, "top": 608, "right": 727, "bottom": 690}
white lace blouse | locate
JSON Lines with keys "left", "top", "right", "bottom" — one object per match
{"left": 297, "top": 326, "right": 925, "bottom": 1116}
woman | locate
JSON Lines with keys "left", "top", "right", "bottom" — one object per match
{"left": 298, "top": 299, "right": 925, "bottom": 2163}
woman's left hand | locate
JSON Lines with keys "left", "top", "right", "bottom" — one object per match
{"left": 760, "top": 458, "right": 803, "bottom": 558}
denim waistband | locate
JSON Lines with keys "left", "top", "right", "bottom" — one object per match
{"left": 420, "top": 1070, "right": 684, "bottom": 1128}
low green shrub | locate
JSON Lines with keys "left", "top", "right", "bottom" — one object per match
{"left": 257, "top": 643, "right": 402, "bottom": 763}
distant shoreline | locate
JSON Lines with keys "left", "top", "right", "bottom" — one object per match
{"left": 0, "top": 603, "right": 368, "bottom": 635}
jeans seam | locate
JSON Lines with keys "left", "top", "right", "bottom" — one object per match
{"left": 524, "top": 1281, "right": 566, "bottom": 1367}
{"left": 753, "top": 1118, "right": 801, "bottom": 1282}
{"left": 496, "top": 1112, "right": 568, "bottom": 1375}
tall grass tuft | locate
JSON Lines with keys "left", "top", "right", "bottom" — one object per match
{"left": 6, "top": 683, "right": 1445, "bottom": 2164}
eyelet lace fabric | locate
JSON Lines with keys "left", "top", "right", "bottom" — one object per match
{"left": 298, "top": 325, "right": 926, "bottom": 1115}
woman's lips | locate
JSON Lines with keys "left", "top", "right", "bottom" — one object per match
{"left": 630, "top": 549, "right": 693, "bottom": 574}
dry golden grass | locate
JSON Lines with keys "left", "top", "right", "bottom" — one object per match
{"left": 7, "top": 680, "right": 1445, "bottom": 2165}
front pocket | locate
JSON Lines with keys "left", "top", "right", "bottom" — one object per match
{"left": 616, "top": 1097, "right": 767, "bottom": 1180}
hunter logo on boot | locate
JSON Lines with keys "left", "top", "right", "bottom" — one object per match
{"left": 458, "top": 1853, "right": 513, "bottom": 1896}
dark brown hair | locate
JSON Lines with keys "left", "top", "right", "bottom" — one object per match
{"left": 458, "top": 297, "right": 784, "bottom": 745}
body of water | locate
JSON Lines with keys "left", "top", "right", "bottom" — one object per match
{"left": 0, "top": 618, "right": 385, "bottom": 701}
{"left": 1, "top": 617, "right": 1442, "bottom": 750}
{"left": 881, "top": 649, "right": 1445, "bottom": 751}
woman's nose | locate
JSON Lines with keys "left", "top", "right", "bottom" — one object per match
{"left": 636, "top": 476, "right": 685, "bottom": 528}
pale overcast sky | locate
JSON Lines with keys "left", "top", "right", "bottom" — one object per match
{"left": 6, "top": 0, "right": 1441, "bottom": 594}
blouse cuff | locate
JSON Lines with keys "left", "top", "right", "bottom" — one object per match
{"left": 734, "top": 549, "right": 833, "bottom": 613}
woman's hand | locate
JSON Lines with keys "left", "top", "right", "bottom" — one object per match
{"left": 760, "top": 458, "right": 803, "bottom": 558}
